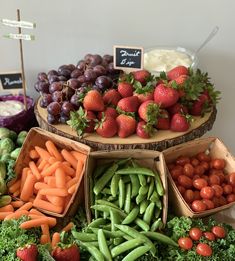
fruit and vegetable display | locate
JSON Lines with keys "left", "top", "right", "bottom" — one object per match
{"left": 168, "top": 150, "right": 235, "bottom": 212}
{"left": 34, "top": 53, "right": 220, "bottom": 139}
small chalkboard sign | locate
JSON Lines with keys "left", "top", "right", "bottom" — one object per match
{"left": 113, "top": 45, "right": 143, "bottom": 71}
{"left": 0, "top": 72, "right": 23, "bottom": 91}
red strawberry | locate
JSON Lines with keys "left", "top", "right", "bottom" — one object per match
{"left": 167, "top": 66, "right": 189, "bottom": 80}
{"left": 154, "top": 83, "right": 179, "bottom": 108}
{"left": 96, "top": 116, "right": 118, "bottom": 138}
{"left": 16, "top": 244, "right": 38, "bottom": 261}
{"left": 116, "top": 114, "right": 137, "bottom": 138}
{"left": 167, "top": 103, "right": 188, "bottom": 115}
{"left": 170, "top": 113, "right": 191, "bottom": 132}
{"left": 132, "top": 70, "right": 150, "bottom": 85}
{"left": 103, "top": 89, "right": 121, "bottom": 106}
{"left": 118, "top": 82, "right": 134, "bottom": 97}
{"left": 170, "top": 75, "right": 188, "bottom": 85}
{"left": 97, "top": 107, "right": 118, "bottom": 120}
{"left": 134, "top": 91, "right": 154, "bottom": 103}
{"left": 83, "top": 90, "right": 104, "bottom": 111}
{"left": 85, "top": 111, "right": 96, "bottom": 133}
{"left": 156, "top": 109, "right": 170, "bottom": 130}
{"left": 52, "top": 244, "right": 80, "bottom": 261}
{"left": 190, "top": 94, "right": 209, "bottom": 116}
{"left": 136, "top": 121, "right": 154, "bottom": 138}
{"left": 117, "top": 96, "right": 139, "bottom": 113}
{"left": 138, "top": 100, "right": 159, "bottom": 125}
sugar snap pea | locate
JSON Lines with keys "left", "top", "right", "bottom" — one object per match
{"left": 124, "top": 183, "right": 131, "bottom": 213}
{"left": 155, "top": 207, "right": 161, "bottom": 219}
{"left": 110, "top": 209, "right": 120, "bottom": 231}
{"left": 113, "top": 237, "right": 124, "bottom": 246}
{"left": 79, "top": 241, "right": 105, "bottom": 261}
{"left": 101, "top": 188, "right": 112, "bottom": 195}
{"left": 94, "top": 162, "right": 111, "bottom": 179}
{"left": 115, "top": 167, "right": 155, "bottom": 177}
{"left": 116, "top": 157, "right": 131, "bottom": 166}
{"left": 96, "top": 199, "right": 119, "bottom": 210}
{"left": 110, "top": 174, "right": 120, "bottom": 197}
{"left": 72, "top": 231, "right": 97, "bottom": 242}
{"left": 138, "top": 174, "right": 146, "bottom": 186}
{"left": 142, "top": 231, "right": 178, "bottom": 247}
{"left": 147, "top": 178, "right": 154, "bottom": 200}
{"left": 122, "top": 206, "right": 139, "bottom": 225}
{"left": 90, "top": 228, "right": 124, "bottom": 238}
{"left": 154, "top": 171, "right": 164, "bottom": 196}
{"left": 93, "top": 163, "right": 118, "bottom": 195}
{"left": 98, "top": 229, "right": 112, "bottom": 261}
{"left": 139, "top": 185, "right": 148, "bottom": 195}
{"left": 143, "top": 202, "right": 155, "bottom": 225}
{"left": 91, "top": 204, "right": 126, "bottom": 218}
{"left": 118, "top": 178, "right": 125, "bottom": 209}
{"left": 115, "top": 224, "right": 156, "bottom": 256}
{"left": 122, "top": 175, "right": 131, "bottom": 183}
{"left": 140, "top": 200, "right": 149, "bottom": 215}
{"left": 88, "top": 218, "right": 106, "bottom": 228}
{"left": 151, "top": 218, "right": 163, "bottom": 232}
{"left": 130, "top": 174, "right": 140, "bottom": 198}
{"left": 111, "top": 238, "right": 144, "bottom": 258}
{"left": 136, "top": 193, "right": 145, "bottom": 205}
{"left": 150, "top": 191, "right": 162, "bottom": 209}
{"left": 122, "top": 245, "right": 151, "bottom": 261}
{"left": 135, "top": 218, "right": 150, "bottom": 232}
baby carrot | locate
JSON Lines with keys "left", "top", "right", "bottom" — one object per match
{"left": 41, "top": 224, "right": 50, "bottom": 239}
{"left": 13, "top": 189, "right": 20, "bottom": 197}
{"left": 39, "top": 188, "right": 68, "bottom": 197}
{"left": 61, "top": 222, "right": 74, "bottom": 232}
{"left": 0, "top": 212, "right": 14, "bottom": 220}
{"left": 29, "top": 161, "right": 41, "bottom": 180}
{"left": 66, "top": 177, "right": 79, "bottom": 189}
{"left": 20, "top": 173, "right": 37, "bottom": 201}
{"left": 34, "top": 182, "right": 50, "bottom": 190}
{"left": 20, "top": 216, "right": 57, "bottom": 229}
{"left": 61, "top": 149, "right": 77, "bottom": 169}
{"left": 36, "top": 157, "right": 42, "bottom": 166}
{"left": 40, "top": 234, "right": 50, "bottom": 245}
{"left": 30, "top": 208, "right": 45, "bottom": 216}
{"left": 61, "top": 163, "right": 75, "bottom": 177}
{"left": 16, "top": 202, "right": 33, "bottom": 212}
{"left": 8, "top": 179, "right": 21, "bottom": 193}
{"left": 11, "top": 200, "right": 24, "bottom": 208}
{"left": 41, "top": 162, "right": 61, "bottom": 177}
{"left": 68, "top": 184, "right": 77, "bottom": 195}
{"left": 45, "top": 140, "right": 63, "bottom": 161}
{"left": 33, "top": 199, "right": 63, "bottom": 214}
{"left": 46, "top": 195, "right": 64, "bottom": 207}
{"left": 4, "top": 210, "right": 29, "bottom": 220}
{"left": 42, "top": 163, "right": 51, "bottom": 172}
{"left": 20, "top": 168, "right": 29, "bottom": 192}
{"left": 52, "top": 232, "right": 60, "bottom": 248}
{"left": 71, "top": 151, "right": 87, "bottom": 163}
{"left": 62, "top": 161, "right": 71, "bottom": 167}
{"left": 38, "top": 159, "right": 48, "bottom": 171}
{"left": 76, "top": 159, "right": 84, "bottom": 178}
{"left": 29, "top": 149, "right": 40, "bottom": 159}
{"left": 55, "top": 168, "right": 66, "bottom": 189}
{"left": 47, "top": 177, "right": 57, "bottom": 188}
{"left": 48, "top": 157, "right": 58, "bottom": 165}
{"left": 29, "top": 197, "right": 36, "bottom": 203}
{"left": 0, "top": 205, "right": 14, "bottom": 212}
{"left": 35, "top": 146, "right": 51, "bottom": 160}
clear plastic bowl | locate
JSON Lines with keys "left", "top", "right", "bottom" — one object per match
{"left": 144, "top": 46, "right": 198, "bottom": 75}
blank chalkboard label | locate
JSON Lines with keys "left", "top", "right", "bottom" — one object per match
{"left": 0, "top": 72, "right": 23, "bottom": 91}
{"left": 114, "top": 45, "right": 143, "bottom": 71}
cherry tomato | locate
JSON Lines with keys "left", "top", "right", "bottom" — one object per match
{"left": 196, "top": 243, "right": 213, "bottom": 257}
{"left": 194, "top": 190, "right": 201, "bottom": 200}
{"left": 201, "top": 175, "right": 209, "bottom": 183}
{"left": 191, "top": 158, "right": 200, "bottom": 167}
{"left": 200, "top": 161, "right": 209, "bottom": 171}
{"left": 228, "top": 172, "right": 235, "bottom": 186}
{"left": 189, "top": 227, "right": 202, "bottom": 241}
{"left": 211, "top": 184, "right": 223, "bottom": 197}
{"left": 193, "top": 175, "right": 201, "bottom": 181}
{"left": 191, "top": 200, "right": 207, "bottom": 212}
{"left": 197, "top": 152, "right": 211, "bottom": 162}
{"left": 176, "top": 156, "right": 190, "bottom": 166}
{"left": 216, "top": 171, "right": 225, "bottom": 184}
{"left": 167, "top": 163, "right": 175, "bottom": 170}
{"left": 170, "top": 165, "right": 183, "bottom": 180}
{"left": 212, "top": 159, "right": 226, "bottom": 170}
{"left": 209, "top": 174, "right": 220, "bottom": 185}
{"left": 212, "top": 197, "right": 220, "bottom": 208}
{"left": 200, "top": 186, "right": 215, "bottom": 199}
{"left": 223, "top": 184, "right": 233, "bottom": 195}
{"left": 226, "top": 193, "right": 235, "bottom": 203}
{"left": 184, "top": 189, "right": 194, "bottom": 203}
{"left": 178, "top": 175, "right": 193, "bottom": 189}
{"left": 194, "top": 165, "right": 205, "bottom": 176}
{"left": 203, "top": 231, "right": 215, "bottom": 241}
{"left": 183, "top": 163, "right": 194, "bottom": 178}
{"left": 193, "top": 178, "right": 208, "bottom": 190}
{"left": 218, "top": 196, "right": 227, "bottom": 206}
{"left": 177, "top": 185, "right": 186, "bottom": 195}
{"left": 211, "top": 226, "right": 226, "bottom": 238}
{"left": 178, "top": 237, "right": 193, "bottom": 250}
{"left": 202, "top": 199, "right": 214, "bottom": 210}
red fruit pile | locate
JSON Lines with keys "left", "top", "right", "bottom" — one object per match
{"left": 168, "top": 152, "right": 235, "bottom": 212}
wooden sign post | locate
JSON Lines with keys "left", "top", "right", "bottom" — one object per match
{"left": 113, "top": 45, "right": 144, "bottom": 72}
{"left": 1, "top": 9, "right": 36, "bottom": 110}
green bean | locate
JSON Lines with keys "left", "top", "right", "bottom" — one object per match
{"left": 154, "top": 171, "right": 164, "bottom": 196}
{"left": 135, "top": 218, "right": 150, "bottom": 232}
{"left": 122, "top": 245, "right": 151, "bottom": 261}
{"left": 79, "top": 241, "right": 105, "bottom": 261}
{"left": 111, "top": 238, "right": 144, "bottom": 258}
{"left": 147, "top": 178, "right": 154, "bottom": 200}
{"left": 88, "top": 218, "right": 106, "bottom": 228}
{"left": 141, "top": 231, "right": 178, "bottom": 247}
{"left": 140, "top": 200, "right": 149, "bottom": 215}
{"left": 115, "top": 167, "right": 155, "bottom": 176}
{"left": 90, "top": 228, "right": 124, "bottom": 238}
{"left": 91, "top": 204, "right": 126, "bottom": 218}
{"left": 96, "top": 199, "right": 119, "bottom": 209}
{"left": 72, "top": 231, "right": 97, "bottom": 242}
{"left": 130, "top": 174, "right": 140, "bottom": 198}
{"left": 122, "top": 206, "right": 139, "bottom": 225}
{"left": 136, "top": 193, "right": 145, "bottom": 205}
{"left": 124, "top": 183, "right": 131, "bottom": 213}
{"left": 94, "top": 162, "right": 111, "bottom": 179}
{"left": 138, "top": 175, "right": 146, "bottom": 186}
{"left": 118, "top": 178, "right": 125, "bottom": 209}
{"left": 93, "top": 163, "right": 118, "bottom": 195}
{"left": 115, "top": 224, "right": 156, "bottom": 255}
{"left": 151, "top": 218, "right": 163, "bottom": 232}
{"left": 110, "top": 174, "right": 120, "bottom": 197}
{"left": 143, "top": 202, "right": 155, "bottom": 225}
{"left": 98, "top": 229, "right": 112, "bottom": 261}
{"left": 139, "top": 185, "right": 148, "bottom": 195}
{"left": 110, "top": 209, "right": 120, "bottom": 231}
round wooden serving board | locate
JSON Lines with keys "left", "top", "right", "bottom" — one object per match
{"left": 35, "top": 98, "right": 217, "bottom": 151}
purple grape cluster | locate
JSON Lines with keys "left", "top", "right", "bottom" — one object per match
{"left": 35, "top": 54, "right": 121, "bottom": 124}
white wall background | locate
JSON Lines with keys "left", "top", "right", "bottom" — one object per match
{"left": 0, "top": 0, "right": 235, "bottom": 152}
